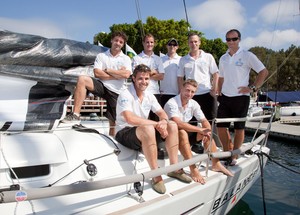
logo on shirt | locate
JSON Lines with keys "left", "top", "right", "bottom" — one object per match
{"left": 235, "top": 58, "right": 243, "bottom": 66}
{"left": 120, "top": 98, "right": 128, "bottom": 104}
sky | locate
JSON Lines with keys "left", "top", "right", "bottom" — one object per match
{"left": 1, "top": 0, "right": 300, "bottom": 51}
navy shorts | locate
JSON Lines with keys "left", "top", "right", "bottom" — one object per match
{"left": 217, "top": 95, "right": 250, "bottom": 129}
{"left": 90, "top": 78, "right": 118, "bottom": 122}
{"left": 116, "top": 126, "right": 163, "bottom": 151}
{"left": 193, "top": 93, "right": 217, "bottom": 122}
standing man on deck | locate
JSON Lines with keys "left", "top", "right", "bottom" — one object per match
{"left": 160, "top": 38, "right": 181, "bottom": 108}
{"left": 132, "top": 33, "right": 165, "bottom": 120}
{"left": 177, "top": 32, "right": 219, "bottom": 123}
{"left": 61, "top": 31, "right": 132, "bottom": 136}
{"left": 217, "top": 29, "right": 269, "bottom": 165}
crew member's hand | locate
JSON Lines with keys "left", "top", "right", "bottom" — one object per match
{"left": 238, "top": 86, "right": 251, "bottom": 94}
{"left": 156, "top": 120, "right": 168, "bottom": 139}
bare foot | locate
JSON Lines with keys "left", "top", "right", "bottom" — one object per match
{"left": 212, "top": 161, "right": 234, "bottom": 177}
{"left": 190, "top": 166, "right": 206, "bottom": 184}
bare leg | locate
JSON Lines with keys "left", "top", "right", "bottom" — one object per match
{"left": 136, "top": 125, "right": 162, "bottom": 183}
{"left": 109, "top": 120, "right": 115, "bottom": 136}
{"left": 232, "top": 129, "right": 244, "bottom": 159}
{"left": 178, "top": 129, "right": 205, "bottom": 184}
{"left": 202, "top": 137, "right": 234, "bottom": 177}
{"left": 73, "top": 76, "right": 95, "bottom": 115}
{"left": 217, "top": 127, "right": 233, "bottom": 152}
{"left": 165, "top": 121, "right": 179, "bottom": 165}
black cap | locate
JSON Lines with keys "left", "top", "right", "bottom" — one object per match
{"left": 167, "top": 38, "right": 178, "bottom": 46}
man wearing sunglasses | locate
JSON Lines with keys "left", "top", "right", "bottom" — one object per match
{"left": 160, "top": 38, "right": 181, "bottom": 108}
{"left": 217, "top": 29, "right": 269, "bottom": 166}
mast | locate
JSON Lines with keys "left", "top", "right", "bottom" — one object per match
{"left": 135, "top": 0, "right": 145, "bottom": 39}
{"left": 183, "top": 0, "right": 190, "bottom": 32}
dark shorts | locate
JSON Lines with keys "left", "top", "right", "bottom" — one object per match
{"left": 217, "top": 95, "right": 250, "bottom": 129}
{"left": 90, "top": 78, "right": 118, "bottom": 122}
{"left": 116, "top": 126, "right": 163, "bottom": 151}
{"left": 193, "top": 93, "right": 217, "bottom": 122}
{"left": 188, "top": 132, "right": 198, "bottom": 145}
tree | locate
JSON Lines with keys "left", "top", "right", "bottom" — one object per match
{"left": 93, "top": 17, "right": 300, "bottom": 91}
{"left": 250, "top": 45, "right": 300, "bottom": 91}
{"left": 93, "top": 17, "right": 226, "bottom": 62}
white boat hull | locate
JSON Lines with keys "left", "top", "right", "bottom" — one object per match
{"left": 280, "top": 106, "right": 300, "bottom": 116}
{"left": 0, "top": 122, "right": 269, "bottom": 215}
{"left": 0, "top": 31, "right": 271, "bottom": 215}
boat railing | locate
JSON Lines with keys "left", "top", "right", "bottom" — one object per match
{"left": 0, "top": 114, "right": 273, "bottom": 203}
{"left": 0, "top": 122, "right": 269, "bottom": 203}
{"left": 212, "top": 114, "right": 273, "bottom": 148}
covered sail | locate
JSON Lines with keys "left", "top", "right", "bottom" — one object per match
{"left": 0, "top": 30, "right": 108, "bottom": 131}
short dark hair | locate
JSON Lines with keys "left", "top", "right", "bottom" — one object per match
{"left": 133, "top": 64, "right": 151, "bottom": 77}
{"left": 188, "top": 32, "right": 200, "bottom": 40}
{"left": 111, "top": 31, "right": 128, "bottom": 43}
{"left": 226, "top": 29, "right": 241, "bottom": 39}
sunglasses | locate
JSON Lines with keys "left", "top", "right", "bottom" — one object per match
{"left": 226, "top": 37, "right": 239, "bottom": 42}
{"left": 168, "top": 43, "right": 177, "bottom": 46}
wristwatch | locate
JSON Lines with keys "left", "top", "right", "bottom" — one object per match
{"left": 249, "top": 85, "right": 257, "bottom": 92}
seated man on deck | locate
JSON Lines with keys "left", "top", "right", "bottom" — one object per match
{"left": 61, "top": 31, "right": 132, "bottom": 136}
{"left": 164, "top": 79, "right": 233, "bottom": 184}
{"left": 115, "top": 64, "right": 192, "bottom": 195}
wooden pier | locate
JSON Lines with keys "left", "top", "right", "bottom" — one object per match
{"left": 245, "top": 117, "right": 300, "bottom": 142}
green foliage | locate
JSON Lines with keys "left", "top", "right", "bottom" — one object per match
{"left": 93, "top": 17, "right": 300, "bottom": 91}
{"left": 250, "top": 45, "right": 300, "bottom": 91}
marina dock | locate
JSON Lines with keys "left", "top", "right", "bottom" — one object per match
{"left": 245, "top": 116, "right": 300, "bottom": 142}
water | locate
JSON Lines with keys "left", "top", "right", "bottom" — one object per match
{"left": 229, "top": 136, "right": 300, "bottom": 215}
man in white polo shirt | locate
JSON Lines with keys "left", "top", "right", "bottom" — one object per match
{"left": 177, "top": 32, "right": 219, "bottom": 123}
{"left": 160, "top": 38, "right": 181, "bottom": 108}
{"left": 61, "top": 31, "right": 132, "bottom": 136}
{"left": 115, "top": 64, "right": 191, "bottom": 195}
{"left": 164, "top": 79, "right": 233, "bottom": 184}
{"left": 217, "top": 29, "right": 269, "bottom": 166}
{"left": 132, "top": 33, "right": 165, "bottom": 121}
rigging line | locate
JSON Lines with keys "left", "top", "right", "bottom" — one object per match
{"left": 0, "top": 134, "right": 20, "bottom": 186}
{"left": 135, "top": 0, "right": 145, "bottom": 39}
{"left": 262, "top": 152, "right": 300, "bottom": 174}
{"left": 45, "top": 152, "right": 116, "bottom": 187}
{"left": 266, "top": 0, "right": 282, "bottom": 59}
{"left": 183, "top": 0, "right": 190, "bottom": 31}
{"left": 262, "top": 46, "right": 297, "bottom": 84}
{"left": 255, "top": 152, "right": 267, "bottom": 215}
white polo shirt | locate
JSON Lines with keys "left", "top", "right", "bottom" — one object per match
{"left": 219, "top": 48, "right": 266, "bottom": 97}
{"left": 164, "top": 94, "right": 206, "bottom": 122}
{"left": 177, "top": 50, "right": 219, "bottom": 95}
{"left": 132, "top": 51, "right": 165, "bottom": 94}
{"left": 116, "top": 84, "right": 162, "bottom": 132}
{"left": 94, "top": 49, "right": 132, "bottom": 94}
{"left": 160, "top": 53, "right": 181, "bottom": 95}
